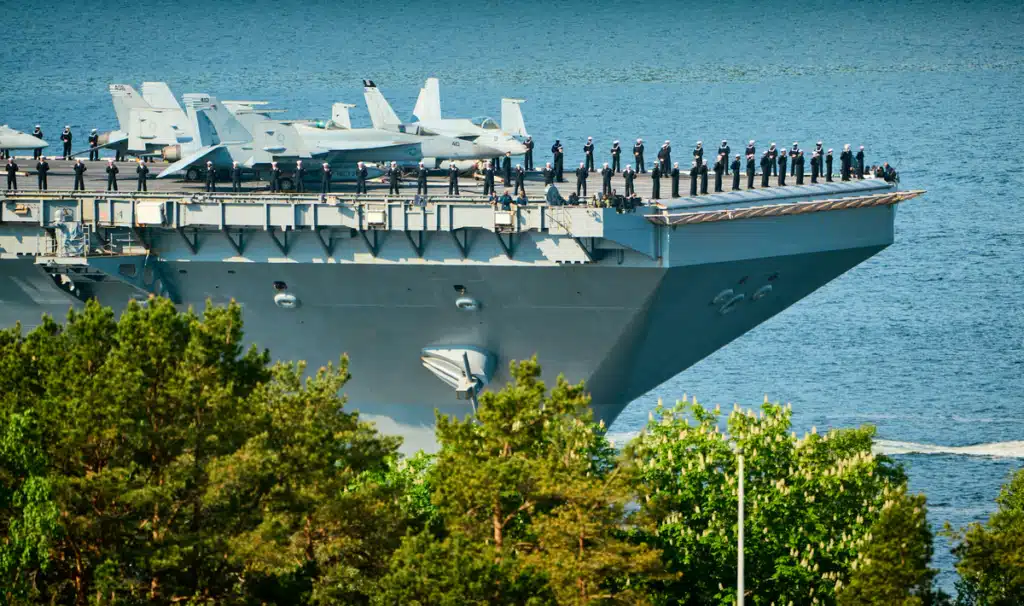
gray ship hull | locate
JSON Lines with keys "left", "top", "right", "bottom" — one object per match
{"left": 0, "top": 176, "right": 910, "bottom": 452}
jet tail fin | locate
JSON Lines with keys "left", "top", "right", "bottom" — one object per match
{"left": 141, "top": 82, "right": 182, "bottom": 111}
{"left": 183, "top": 94, "right": 251, "bottom": 146}
{"left": 413, "top": 77, "right": 441, "bottom": 122}
{"left": 362, "top": 80, "right": 402, "bottom": 130}
{"left": 331, "top": 103, "right": 355, "bottom": 129}
{"left": 501, "top": 98, "right": 528, "bottom": 137}
{"left": 109, "top": 84, "right": 150, "bottom": 132}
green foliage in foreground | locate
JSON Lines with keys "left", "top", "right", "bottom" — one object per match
{"left": 0, "top": 299, "right": 972, "bottom": 605}
{"left": 946, "top": 467, "right": 1024, "bottom": 606}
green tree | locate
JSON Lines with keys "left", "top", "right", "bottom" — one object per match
{"left": 627, "top": 397, "right": 938, "bottom": 606}
{"left": 393, "top": 358, "right": 662, "bottom": 604}
{"left": 0, "top": 298, "right": 404, "bottom": 604}
{"left": 947, "top": 467, "right": 1024, "bottom": 605}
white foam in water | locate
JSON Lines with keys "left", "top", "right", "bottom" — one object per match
{"left": 874, "top": 440, "right": 1024, "bottom": 458}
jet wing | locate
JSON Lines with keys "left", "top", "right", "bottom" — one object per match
{"left": 157, "top": 144, "right": 230, "bottom": 178}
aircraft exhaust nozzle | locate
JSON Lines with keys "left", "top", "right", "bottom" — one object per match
{"left": 161, "top": 145, "right": 182, "bottom": 162}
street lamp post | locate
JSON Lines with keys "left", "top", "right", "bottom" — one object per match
{"left": 738, "top": 451, "right": 745, "bottom": 606}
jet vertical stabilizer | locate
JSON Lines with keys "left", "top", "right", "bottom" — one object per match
{"left": 331, "top": 103, "right": 355, "bottom": 129}
{"left": 501, "top": 98, "right": 528, "bottom": 137}
{"left": 413, "top": 77, "right": 442, "bottom": 122}
{"left": 109, "top": 84, "right": 150, "bottom": 132}
{"left": 141, "top": 82, "right": 182, "bottom": 111}
{"left": 183, "top": 94, "right": 251, "bottom": 145}
{"left": 362, "top": 80, "right": 402, "bottom": 131}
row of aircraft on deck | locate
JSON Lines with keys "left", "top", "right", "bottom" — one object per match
{"left": 89, "top": 79, "right": 529, "bottom": 182}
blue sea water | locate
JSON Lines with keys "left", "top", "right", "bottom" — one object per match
{"left": 2, "top": 0, "right": 1022, "bottom": 587}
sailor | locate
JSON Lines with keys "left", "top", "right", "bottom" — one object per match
{"left": 542, "top": 162, "right": 554, "bottom": 186}
{"left": 745, "top": 140, "right": 756, "bottom": 159}
{"left": 650, "top": 161, "right": 661, "bottom": 199}
{"left": 633, "top": 138, "right": 645, "bottom": 173}
{"left": 856, "top": 145, "right": 865, "bottom": 179}
{"left": 790, "top": 142, "right": 799, "bottom": 176}
{"left": 5, "top": 158, "right": 17, "bottom": 190}
{"left": 135, "top": 159, "right": 149, "bottom": 192}
{"left": 388, "top": 161, "right": 402, "bottom": 194}
{"left": 514, "top": 164, "right": 526, "bottom": 196}
{"left": 88, "top": 129, "right": 100, "bottom": 161}
{"left": 32, "top": 125, "right": 43, "bottom": 160}
{"left": 36, "top": 157, "right": 49, "bottom": 190}
{"left": 619, "top": 164, "right": 634, "bottom": 196}
{"left": 73, "top": 158, "right": 86, "bottom": 191}
{"left": 670, "top": 162, "right": 680, "bottom": 197}
{"left": 205, "top": 161, "right": 216, "bottom": 192}
{"left": 713, "top": 154, "right": 724, "bottom": 192}
{"left": 269, "top": 161, "right": 281, "bottom": 192}
{"left": 356, "top": 161, "right": 368, "bottom": 194}
{"left": 294, "top": 160, "right": 306, "bottom": 193}
{"left": 746, "top": 153, "right": 755, "bottom": 189}
{"left": 448, "top": 164, "right": 460, "bottom": 195}
{"left": 321, "top": 163, "right": 332, "bottom": 194}
{"left": 610, "top": 140, "right": 621, "bottom": 173}
{"left": 60, "top": 126, "right": 72, "bottom": 160}
{"left": 483, "top": 161, "right": 495, "bottom": 196}
{"left": 760, "top": 152, "right": 771, "bottom": 187}
{"left": 693, "top": 140, "right": 703, "bottom": 163}
{"left": 731, "top": 155, "right": 741, "bottom": 191}
{"left": 689, "top": 161, "right": 699, "bottom": 196}
{"left": 575, "top": 162, "right": 588, "bottom": 197}
{"left": 795, "top": 150, "right": 805, "bottom": 185}
{"left": 700, "top": 160, "right": 709, "bottom": 195}
{"left": 416, "top": 162, "right": 429, "bottom": 195}
{"left": 777, "top": 151, "right": 787, "bottom": 186}
{"left": 498, "top": 151, "right": 510, "bottom": 185}
{"left": 601, "top": 162, "right": 613, "bottom": 196}
{"left": 231, "top": 161, "right": 242, "bottom": 192}
{"left": 810, "top": 152, "right": 820, "bottom": 184}
{"left": 883, "top": 162, "right": 898, "bottom": 183}
{"left": 814, "top": 141, "right": 824, "bottom": 163}
{"left": 660, "top": 140, "right": 671, "bottom": 175}
{"left": 840, "top": 144, "right": 852, "bottom": 181}
{"left": 826, "top": 149, "right": 834, "bottom": 182}
{"left": 524, "top": 136, "right": 534, "bottom": 170}
{"left": 105, "top": 159, "right": 119, "bottom": 191}
{"left": 719, "top": 140, "right": 731, "bottom": 174}
{"left": 768, "top": 143, "right": 778, "bottom": 176}
{"left": 584, "top": 137, "right": 595, "bottom": 172}
{"left": 551, "top": 140, "right": 564, "bottom": 181}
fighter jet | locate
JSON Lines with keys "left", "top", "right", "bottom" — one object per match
{"left": 363, "top": 78, "right": 529, "bottom": 159}
{"left": 0, "top": 125, "right": 48, "bottom": 153}
{"left": 157, "top": 94, "right": 502, "bottom": 188}
{"left": 77, "top": 83, "right": 192, "bottom": 160}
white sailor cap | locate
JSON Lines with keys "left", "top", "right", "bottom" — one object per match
{"left": 828, "top": 148, "right": 833, "bottom": 152}
{"left": 817, "top": 141, "right": 822, "bottom": 145}
{"left": 749, "top": 140, "right": 755, "bottom": 144}
{"left": 587, "top": 136, "right": 592, "bottom": 140}
{"left": 637, "top": 138, "right": 643, "bottom": 142}
{"left": 322, "top": 162, "right": 329, "bottom": 167}
{"left": 722, "top": 140, "right": 727, "bottom": 144}
{"left": 206, "top": 160, "right": 212, "bottom": 165}
{"left": 64, "top": 125, "right": 70, "bottom": 129}
{"left": 844, "top": 144, "right": 850, "bottom": 149}
{"left": 92, "top": 128, "right": 98, "bottom": 132}
{"left": 35, "top": 125, "right": 40, "bottom": 128}
{"left": 695, "top": 140, "right": 700, "bottom": 145}
{"left": 859, "top": 145, "right": 864, "bottom": 149}
{"left": 419, "top": 161, "right": 424, "bottom": 166}
{"left": 673, "top": 162, "right": 678, "bottom": 167}
{"left": 613, "top": 140, "right": 619, "bottom": 144}
{"left": 770, "top": 142, "right": 776, "bottom": 146}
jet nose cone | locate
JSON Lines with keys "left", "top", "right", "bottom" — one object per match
{"left": 474, "top": 144, "right": 506, "bottom": 159}
{"left": 507, "top": 140, "right": 528, "bottom": 155}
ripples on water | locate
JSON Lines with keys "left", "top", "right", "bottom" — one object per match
{"left": 2, "top": 0, "right": 1022, "bottom": 588}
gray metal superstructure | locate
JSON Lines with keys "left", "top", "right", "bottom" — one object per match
{"left": 0, "top": 172, "right": 919, "bottom": 451}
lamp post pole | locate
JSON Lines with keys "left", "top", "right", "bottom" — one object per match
{"left": 738, "top": 451, "right": 745, "bottom": 606}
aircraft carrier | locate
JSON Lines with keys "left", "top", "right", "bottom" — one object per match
{"left": 0, "top": 159, "right": 921, "bottom": 450}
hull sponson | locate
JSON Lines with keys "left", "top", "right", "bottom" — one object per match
{"left": 0, "top": 257, "right": 82, "bottom": 330}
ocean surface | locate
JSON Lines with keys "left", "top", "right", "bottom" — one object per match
{"left": 2, "top": 0, "right": 1022, "bottom": 588}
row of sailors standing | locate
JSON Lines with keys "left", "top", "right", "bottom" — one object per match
{"left": 5, "top": 157, "right": 134, "bottom": 191}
